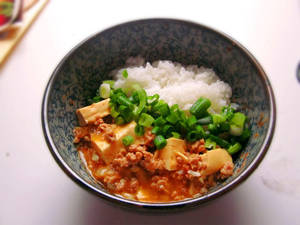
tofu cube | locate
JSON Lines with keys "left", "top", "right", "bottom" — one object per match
{"left": 201, "top": 148, "right": 233, "bottom": 176}
{"left": 76, "top": 98, "right": 110, "bottom": 126}
{"left": 158, "top": 138, "right": 186, "bottom": 171}
{"left": 91, "top": 121, "right": 138, "bottom": 164}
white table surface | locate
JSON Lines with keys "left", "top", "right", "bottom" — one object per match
{"left": 1, "top": 0, "right": 300, "bottom": 224}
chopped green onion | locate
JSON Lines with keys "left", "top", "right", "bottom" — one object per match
{"left": 170, "top": 104, "right": 179, "bottom": 112}
{"left": 110, "top": 89, "right": 125, "bottom": 103}
{"left": 197, "top": 115, "right": 212, "bottom": 125}
{"left": 94, "top": 81, "right": 250, "bottom": 153}
{"left": 154, "top": 135, "right": 167, "bottom": 149}
{"left": 122, "top": 135, "right": 134, "bottom": 146}
{"left": 133, "top": 89, "right": 147, "bottom": 116}
{"left": 132, "top": 91, "right": 139, "bottom": 102}
{"left": 151, "top": 126, "right": 160, "bottom": 134}
{"left": 112, "top": 88, "right": 124, "bottom": 95}
{"left": 128, "top": 95, "right": 135, "bottom": 103}
{"left": 159, "top": 104, "right": 170, "bottom": 117}
{"left": 178, "top": 121, "right": 188, "bottom": 133}
{"left": 110, "top": 105, "right": 119, "bottom": 118}
{"left": 190, "top": 97, "right": 211, "bottom": 118}
{"left": 166, "top": 111, "right": 179, "bottom": 124}
{"left": 227, "top": 142, "right": 242, "bottom": 155}
{"left": 208, "top": 123, "right": 218, "bottom": 134}
{"left": 132, "top": 84, "right": 142, "bottom": 91}
{"left": 147, "top": 94, "right": 159, "bottom": 105}
{"left": 162, "top": 124, "right": 174, "bottom": 136}
{"left": 103, "top": 80, "right": 115, "bottom": 88}
{"left": 115, "top": 116, "right": 125, "bottom": 125}
{"left": 219, "top": 122, "right": 230, "bottom": 132}
{"left": 117, "top": 95, "right": 134, "bottom": 109}
{"left": 134, "top": 124, "right": 145, "bottom": 136}
{"left": 187, "top": 115, "right": 197, "bottom": 128}
{"left": 195, "top": 125, "right": 205, "bottom": 138}
{"left": 99, "top": 83, "right": 111, "bottom": 99}
{"left": 229, "top": 124, "right": 243, "bottom": 136}
{"left": 230, "top": 112, "right": 246, "bottom": 128}
{"left": 119, "top": 105, "right": 133, "bottom": 122}
{"left": 122, "top": 69, "right": 128, "bottom": 78}
{"left": 238, "top": 128, "right": 251, "bottom": 142}
{"left": 178, "top": 110, "right": 188, "bottom": 121}
{"left": 205, "top": 138, "right": 216, "bottom": 149}
{"left": 212, "top": 114, "right": 226, "bottom": 124}
{"left": 139, "top": 113, "right": 155, "bottom": 127}
{"left": 171, "top": 132, "right": 181, "bottom": 139}
{"left": 208, "top": 134, "right": 230, "bottom": 148}
{"left": 154, "top": 116, "right": 166, "bottom": 126}
{"left": 152, "top": 100, "right": 169, "bottom": 117}
{"left": 91, "top": 96, "right": 101, "bottom": 103}
{"left": 222, "top": 106, "right": 235, "bottom": 120}
{"left": 186, "top": 131, "right": 199, "bottom": 142}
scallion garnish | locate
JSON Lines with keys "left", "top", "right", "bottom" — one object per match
{"left": 154, "top": 135, "right": 167, "bottom": 149}
{"left": 93, "top": 80, "right": 250, "bottom": 154}
{"left": 227, "top": 142, "right": 242, "bottom": 155}
{"left": 99, "top": 83, "right": 111, "bottom": 99}
{"left": 122, "top": 69, "right": 128, "bottom": 78}
{"left": 122, "top": 135, "right": 134, "bottom": 146}
{"left": 138, "top": 113, "right": 155, "bottom": 127}
{"left": 190, "top": 97, "right": 211, "bottom": 118}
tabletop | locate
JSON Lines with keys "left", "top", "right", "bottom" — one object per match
{"left": 1, "top": 0, "right": 300, "bottom": 224}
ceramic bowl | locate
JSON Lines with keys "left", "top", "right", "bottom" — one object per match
{"left": 42, "top": 19, "right": 276, "bottom": 211}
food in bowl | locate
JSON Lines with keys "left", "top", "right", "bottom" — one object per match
{"left": 73, "top": 59, "right": 250, "bottom": 202}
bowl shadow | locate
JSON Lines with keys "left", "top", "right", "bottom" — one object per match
{"left": 75, "top": 188, "right": 245, "bottom": 225}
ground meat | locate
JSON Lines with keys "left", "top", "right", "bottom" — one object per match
{"left": 97, "top": 123, "right": 115, "bottom": 142}
{"left": 187, "top": 139, "right": 206, "bottom": 154}
{"left": 188, "top": 154, "right": 205, "bottom": 171}
{"left": 176, "top": 156, "right": 184, "bottom": 165}
{"left": 219, "top": 161, "right": 234, "bottom": 179}
{"left": 127, "top": 177, "right": 139, "bottom": 193}
{"left": 170, "top": 190, "right": 186, "bottom": 201}
{"left": 126, "top": 152, "right": 143, "bottom": 164}
{"left": 112, "top": 144, "right": 156, "bottom": 170}
{"left": 128, "top": 144, "right": 164, "bottom": 172}
{"left": 94, "top": 118, "right": 104, "bottom": 126}
{"left": 114, "top": 177, "right": 139, "bottom": 193}
{"left": 143, "top": 130, "right": 155, "bottom": 147}
{"left": 104, "top": 132, "right": 115, "bottom": 142}
{"left": 140, "top": 158, "right": 164, "bottom": 173}
{"left": 102, "top": 168, "right": 121, "bottom": 191}
{"left": 112, "top": 149, "right": 129, "bottom": 169}
{"left": 115, "top": 178, "right": 126, "bottom": 192}
{"left": 173, "top": 153, "right": 209, "bottom": 181}
{"left": 150, "top": 176, "right": 169, "bottom": 193}
{"left": 128, "top": 144, "right": 153, "bottom": 160}
{"left": 206, "top": 174, "right": 216, "bottom": 187}
{"left": 75, "top": 118, "right": 234, "bottom": 202}
{"left": 73, "top": 127, "right": 90, "bottom": 143}
{"left": 112, "top": 156, "right": 130, "bottom": 168}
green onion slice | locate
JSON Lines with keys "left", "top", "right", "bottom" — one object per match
{"left": 190, "top": 97, "right": 211, "bottom": 118}
{"left": 154, "top": 135, "right": 167, "bottom": 149}
{"left": 99, "top": 83, "right": 111, "bottom": 99}
{"left": 138, "top": 113, "right": 155, "bottom": 127}
{"left": 122, "top": 135, "right": 134, "bottom": 146}
{"left": 227, "top": 142, "right": 242, "bottom": 155}
{"left": 122, "top": 69, "right": 129, "bottom": 78}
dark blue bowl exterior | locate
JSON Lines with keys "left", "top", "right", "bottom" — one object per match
{"left": 42, "top": 19, "right": 276, "bottom": 210}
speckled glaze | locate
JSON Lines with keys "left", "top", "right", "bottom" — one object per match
{"left": 42, "top": 19, "right": 276, "bottom": 211}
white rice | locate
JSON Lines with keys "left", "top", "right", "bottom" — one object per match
{"left": 113, "top": 58, "right": 232, "bottom": 113}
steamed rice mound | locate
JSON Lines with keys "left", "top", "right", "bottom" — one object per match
{"left": 113, "top": 60, "right": 232, "bottom": 113}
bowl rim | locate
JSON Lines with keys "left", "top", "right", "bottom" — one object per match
{"left": 41, "top": 18, "right": 276, "bottom": 211}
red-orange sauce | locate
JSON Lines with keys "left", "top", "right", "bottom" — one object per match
{"left": 74, "top": 121, "right": 233, "bottom": 203}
